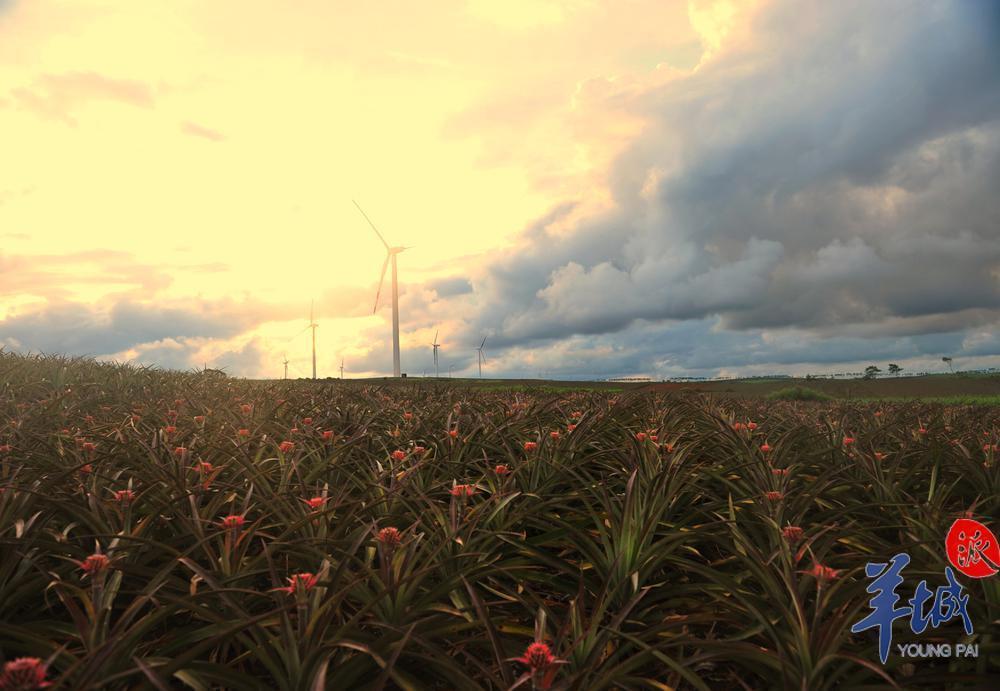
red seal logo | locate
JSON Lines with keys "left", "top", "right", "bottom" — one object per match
{"left": 945, "top": 519, "right": 1000, "bottom": 579}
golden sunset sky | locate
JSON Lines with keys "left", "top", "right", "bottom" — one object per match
{"left": 3, "top": 0, "right": 998, "bottom": 378}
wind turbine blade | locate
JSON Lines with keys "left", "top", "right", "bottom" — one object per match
{"left": 373, "top": 253, "right": 390, "bottom": 313}
{"left": 434, "top": 329, "right": 438, "bottom": 344}
{"left": 288, "top": 324, "right": 311, "bottom": 340}
{"left": 353, "top": 200, "right": 391, "bottom": 250}
{"left": 480, "top": 336, "right": 488, "bottom": 349}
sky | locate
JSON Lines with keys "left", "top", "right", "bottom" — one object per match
{"left": 1, "top": 0, "right": 999, "bottom": 380}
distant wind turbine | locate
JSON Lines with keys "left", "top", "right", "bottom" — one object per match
{"left": 354, "top": 200, "right": 409, "bottom": 378}
{"left": 283, "top": 355, "right": 289, "bottom": 380}
{"left": 431, "top": 330, "right": 441, "bottom": 378}
{"left": 340, "top": 358, "right": 345, "bottom": 380}
{"left": 309, "top": 301, "right": 318, "bottom": 380}
{"left": 476, "top": 337, "right": 488, "bottom": 378}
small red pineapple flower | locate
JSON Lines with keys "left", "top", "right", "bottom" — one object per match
{"left": 771, "top": 467, "right": 789, "bottom": 476}
{"left": 512, "top": 641, "right": 566, "bottom": 688}
{"left": 765, "top": 491, "right": 784, "bottom": 502}
{"left": 663, "top": 442, "right": 675, "bottom": 453}
{"left": 164, "top": 425, "right": 177, "bottom": 435}
{"left": 450, "top": 484, "right": 475, "bottom": 497}
{"left": 635, "top": 432, "right": 647, "bottom": 442}
{"left": 289, "top": 427, "right": 300, "bottom": 435}
{"left": 649, "top": 434, "right": 658, "bottom": 442}
{"left": 0, "top": 657, "right": 51, "bottom": 689}
{"left": 732, "top": 422, "right": 744, "bottom": 431}
{"left": 874, "top": 452, "right": 887, "bottom": 461}
{"left": 303, "top": 496, "right": 326, "bottom": 511}
{"left": 174, "top": 446, "right": 188, "bottom": 458}
{"left": 413, "top": 445, "right": 426, "bottom": 454}
{"left": 570, "top": 411, "right": 582, "bottom": 419}
{"left": 79, "top": 464, "right": 93, "bottom": 474}
{"left": 782, "top": 525, "right": 804, "bottom": 544}
{"left": 403, "top": 412, "right": 413, "bottom": 421}
{"left": 448, "top": 429, "right": 459, "bottom": 439}
{"left": 518, "top": 641, "right": 555, "bottom": 670}
{"left": 804, "top": 562, "right": 839, "bottom": 582}
{"left": 391, "top": 450, "right": 406, "bottom": 461}
{"left": 321, "top": 430, "right": 333, "bottom": 441}
{"left": 194, "top": 415, "right": 205, "bottom": 425}
{"left": 550, "top": 431, "right": 560, "bottom": 440}
{"left": 760, "top": 442, "right": 772, "bottom": 453}
{"left": 81, "top": 441, "right": 96, "bottom": 453}
{"left": 274, "top": 572, "right": 318, "bottom": 595}
{"left": 79, "top": 553, "right": 111, "bottom": 576}
{"left": 377, "top": 526, "right": 402, "bottom": 547}
{"left": 166, "top": 409, "right": 178, "bottom": 422}
{"left": 131, "top": 414, "right": 141, "bottom": 423}
{"left": 113, "top": 489, "right": 135, "bottom": 506}
{"left": 842, "top": 436, "right": 855, "bottom": 446}
{"left": 524, "top": 441, "right": 538, "bottom": 452}
{"left": 220, "top": 514, "right": 246, "bottom": 531}
{"left": 566, "top": 424, "right": 577, "bottom": 432}
{"left": 238, "top": 428, "right": 250, "bottom": 437}
{"left": 747, "top": 422, "right": 758, "bottom": 431}
{"left": 494, "top": 464, "right": 510, "bottom": 476}
{"left": 302, "top": 417, "right": 313, "bottom": 426}
{"left": 279, "top": 441, "right": 295, "bottom": 453}
{"left": 240, "top": 404, "right": 252, "bottom": 415}
{"left": 917, "top": 426, "right": 927, "bottom": 435}
{"left": 0, "top": 444, "right": 11, "bottom": 454}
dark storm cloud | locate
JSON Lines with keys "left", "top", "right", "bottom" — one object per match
{"left": 0, "top": 299, "right": 282, "bottom": 357}
{"left": 427, "top": 276, "right": 473, "bottom": 298}
{"left": 438, "top": 0, "right": 1000, "bottom": 374}
{"left": 210, "top": 338, "right": 266, "bottom": 376}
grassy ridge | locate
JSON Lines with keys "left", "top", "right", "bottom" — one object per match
{"left": 0, "top": 351, "right": 998, "bottom": 689}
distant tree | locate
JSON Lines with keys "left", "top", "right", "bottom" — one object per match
{"left": 863, "top": 365, "right": 881, "bottom": 380}
{"left": 887, "top": 363, "right": 902, "bottom": 376}
{"left": 942, "top": 356, "right": 954, "bottom": 373}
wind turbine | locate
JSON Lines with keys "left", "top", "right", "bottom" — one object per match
{"left": 283, "top": 355, "right": 289, "bottom": 380}
{"left": 309, "top": 301, "right": 318, "bottom": 380}
{"left": 354, "top": 200, "right": 408, "bottom": 378}
{"left": 476, "top": 337, "right": 488, "bottom": 378}
{"left": 340, "top": 358, "right": 345, "bottom": 380}
{"left": 431, "top": 330, "right": 441, "bottom": 378}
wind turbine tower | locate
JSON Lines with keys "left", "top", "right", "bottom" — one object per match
{"left": 476, "top": 337, "right": 488, "bottom": 378}
{"left": 354, "top": 200, "right": 408, "bottom": 377}
{"left": 309, "top": 301, "right": 318, "bottom": 380}
{"left": 340, "top": 358, "right": 345, "bottom": 380}
{"left": 431, "top": 330, "right": 441, "bottom": 378}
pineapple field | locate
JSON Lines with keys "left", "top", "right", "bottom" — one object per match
{"left": 0, "top": 351, "right": 997, "bottom": 689}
